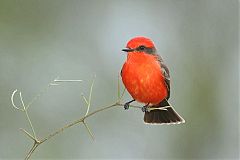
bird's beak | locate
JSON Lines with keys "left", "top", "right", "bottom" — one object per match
{"left": 122, "top": 48, "right": 135, "bottom": 52}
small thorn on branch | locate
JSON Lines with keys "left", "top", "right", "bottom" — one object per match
{"left": 81, "top": 93, "right": 89, "bottom": 105}
{"left": 50, "top": 83, "right": 60, "bottom": 86}
{"left": 20, "top": 128, "right": 38, "bottom": 142}
{"left": 54, "top": 79, "right": 83, "bottom": 82}
{"left": 83, "top": 121, "right": 95, "bottom": 141}
{"left": 11, "top": 89, "right": 24, "bottom": 111}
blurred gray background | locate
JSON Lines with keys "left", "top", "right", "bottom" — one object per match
{"left": 0, "top": 0, "right": 239, "bottom": 159}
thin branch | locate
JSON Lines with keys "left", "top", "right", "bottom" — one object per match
{"left": 80, "top": 83, "right": 91, "bottom": 107}
{"left": 84, "top": 103, "right": 120, "bottom": 119}
{"left": 24, "top": 109, "right": 37, "bottom": 139}
{"left": 25, "top": 142, "right": 39, "bottom": 160}
{"left": 40, "top": 103, "right": 119, "bottom": 144}
{"left": 19, "top": 92, "right": 26, "bottom": 110}
{"left": 19, "top": 128, "right": 36, "bottom": 141}
{"left": 118, "top": 88, "right": 126, "bottom": 102}
{"left": 23, "top": 103, "right": 124, "bottom": 160}
{"left": 83, "top": 121, "right": 94, "bottom": 140}
{"left": 50, "top": 83, "right": 59, "bottom": 86}
{"left": 12, "top": 76, "right": 144, "bottom": 160}
{"left": 81, "top": 94, "right": 89, "bottom": 105}
{"left": 19, "top": 92, "right": 37, "bottom": 139}
{"left": 85, "top": 76, "right": 95, "bottom": 116}
{"left": 54, "top": 80, "right": 83, "bottom": 82}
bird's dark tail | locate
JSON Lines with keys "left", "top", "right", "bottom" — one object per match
{"left": 144, "top": 99, "right": 185, "bottom": 125}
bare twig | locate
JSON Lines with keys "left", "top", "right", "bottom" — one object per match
{"left": 24, "top": 109, "right": 37, "bottom": 139}
{"left": 85, "top": 76, "right": 95, "bottom": 116}
{"left": 19, "top": 92, "right": 37, "bottom": 139}
{"left": 11, "top": 76, "right": 143, "bottom": 159}
{"left": 22, "top": 103, "right": 126, "bottom": 159}
{"left": 19, "top": 128, "right": 36, "bottom": 141}
{"left": 54, "top": 79, "right": 83, "bottom": 82}
{"left": 11, "top": 90, "right": 38, "bottom": 140}
{"left": 19, "top": 92, "right": 26, "bottom": 109}
{"left": 83, "top": 121, "right": 95, "bottom": 140}
{"left": 118, "top": 88, "right": 126, "bottom": 103}
{"left": 40, "top": 103, "right": 120, "bottom": 143}
{"left": 25, "top": 141, "right": 39, "bottom": 160}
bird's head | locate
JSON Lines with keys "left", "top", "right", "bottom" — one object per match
{"left": 122, "top": 37, "right": 156, "bottom": 55}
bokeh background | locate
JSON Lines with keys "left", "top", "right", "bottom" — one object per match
{"left": 0, "top": 0, "right": 239, "bottom": 159}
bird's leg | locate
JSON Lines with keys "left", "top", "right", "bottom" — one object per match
{"left": 124, "top": 99, "right": 135, "bottom": 110}
{"left": 142, "top": 103, "right": 150, "bottom": 112}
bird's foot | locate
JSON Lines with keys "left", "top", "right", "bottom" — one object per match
{"left": 141, "top": 103, "right": 150, "bottom": 112}
{"left": 124, "top": 103, "right": 130, "bottom": 110}
{"left": 123, "top": 99, "right": 135, "bottom": 110}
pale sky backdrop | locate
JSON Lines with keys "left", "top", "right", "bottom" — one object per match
{"left": 0, "top": 0, "right": 239, "bottom": 159}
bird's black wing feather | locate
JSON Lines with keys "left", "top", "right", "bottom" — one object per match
{"left": 156, "top": 54, "right": 170, "bottom": 100}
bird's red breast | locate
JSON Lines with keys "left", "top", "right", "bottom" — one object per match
{"left": 121, "top": 51, "right": 168, "bottom": 105}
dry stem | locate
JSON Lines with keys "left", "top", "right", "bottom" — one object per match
{"left": 11, "top": 76, "right": 139, "bottom": 159}
{"left": 23, "top": 102, "right": 124, "bottom": 159}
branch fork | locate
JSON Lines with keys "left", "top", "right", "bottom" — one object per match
{"left": 11, "top": 76, "right": 129, "bottom": 159}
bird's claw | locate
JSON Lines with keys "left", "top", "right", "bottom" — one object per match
{"left": 124, "top": 99, "right": 135, "bottom": 110}
{"left": 141, "top": 106, "right": 149, "bottom": 112}
{"left": 124, "top": 103, "right": 130, "bottom": 110}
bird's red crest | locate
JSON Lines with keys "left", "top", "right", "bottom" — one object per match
{"left": 126, "top": 37, "right": 155, "bottom": 49}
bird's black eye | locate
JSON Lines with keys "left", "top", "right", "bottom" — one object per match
{"left": 138, "top": 45, "right": 145, "bottom": 51}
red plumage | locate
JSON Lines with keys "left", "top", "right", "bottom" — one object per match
{"left": 121, "top": 37, "right": 185, "bottom": 124}
{"left": 122, "top": 52, "right": 167, "bottom": 104}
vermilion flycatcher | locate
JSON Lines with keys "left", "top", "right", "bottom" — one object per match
{"left": 121, "top": 37, "right": 185, "bottom": 124}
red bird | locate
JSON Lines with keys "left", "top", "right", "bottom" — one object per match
{"left": 121, "top": 37, "right": 185, "bottom": 124}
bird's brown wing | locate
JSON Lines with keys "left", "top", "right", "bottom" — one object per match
{"left": 156, "top": 54, "right": 170, "bottom": 100}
